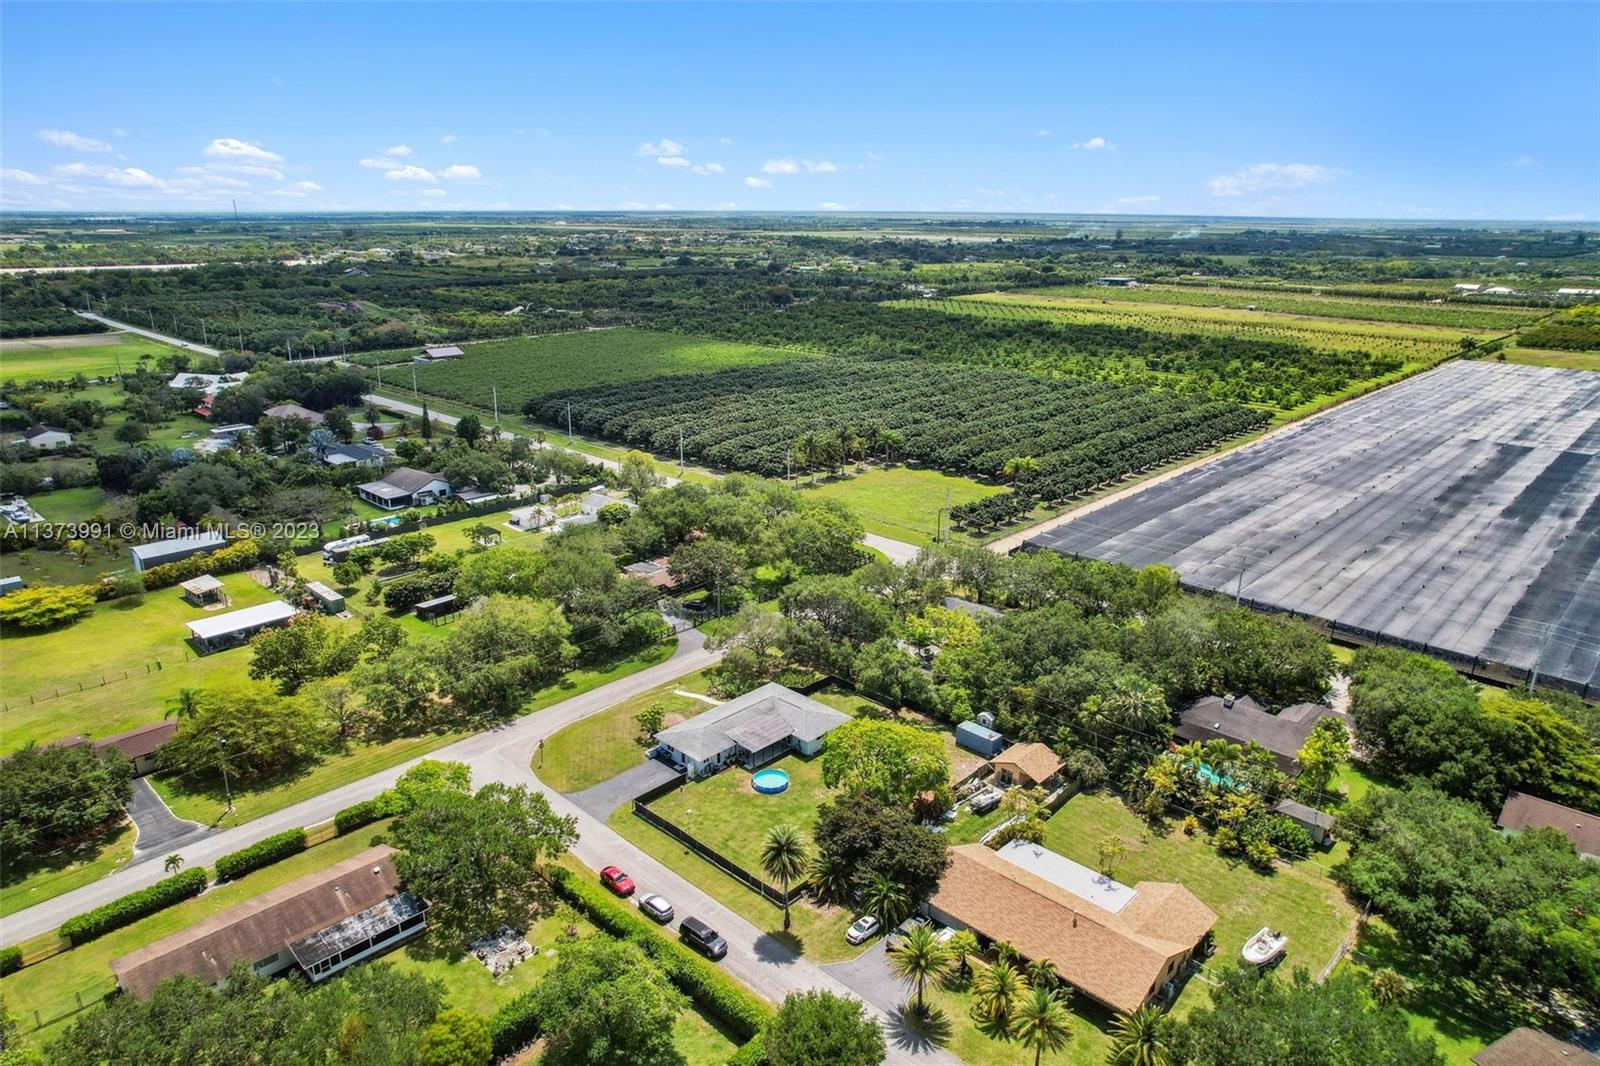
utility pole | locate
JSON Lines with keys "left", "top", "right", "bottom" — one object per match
{"left": 147, "top": 309, "right": 156, "bottom": 329}
{"left": 411, "top": 365, "right": 417, "bottom": 397}
{"left": 492, "top": 384, "right": 499, "bottom": 424}
{"left": 376, "top": 365, "right": 382, "bottom": 387}
{"left": 566, "top": 402, "right": 573, "bottom": 442}
{"left": 238, "top": 328, "right": 245, "bottom": 352}
{"left": 1234, "top": 560, "right": 1247, "bottom": 604}
{"left": 678, "top": 427, "right": 685, "bottom": 472}
{"left": 217, "top": 738, "right": 234, "bottom": 814}
{"left": 200, "top": 320, "right": 207, "bottom": 345}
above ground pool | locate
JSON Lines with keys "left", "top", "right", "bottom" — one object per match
{"left": 751, "top": 768, "right": 790, "bottom": 794}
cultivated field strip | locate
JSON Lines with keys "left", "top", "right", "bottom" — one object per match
{"left": 1026, "top": 361, "right": 1600, "bottom": 695}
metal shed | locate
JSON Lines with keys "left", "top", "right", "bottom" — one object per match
{"left": 956, "top": 720, "right": 1005, "bottom": 758}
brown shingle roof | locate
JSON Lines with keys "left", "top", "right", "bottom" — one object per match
{"left": 991, "top": 742, "right": 1065, "bottom": 786}
{"left": 93, "top": 720, "right": 177, "bottom": 762}
{"left": 1472, "top": 1028, "right": 1596, "bottom": 1066}
{"left": 110, "top": 846, "right": 402, "bottom": 998}
{"left": 1497, "top": 792, "right": 1600, "bottom": 860}
{"left": 928, "top": 844, "right": 1216, "bottom": 1014}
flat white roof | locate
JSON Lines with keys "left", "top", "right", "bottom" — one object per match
{"left": 185, "top": 600, "right": 296, "bottom": 640}
{"left": 993, "top": 839, "right": 1139, "bottom": 914}
{"left": 129, "top": 530, "right": 227, "bottom": 562}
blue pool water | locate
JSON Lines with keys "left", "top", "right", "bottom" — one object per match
{"left": 752, "top": 769, "right": 790, "bottom": 794}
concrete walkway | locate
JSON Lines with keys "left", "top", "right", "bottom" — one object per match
{"left": 126, "top": 778, "right": 208, "bottom": 859}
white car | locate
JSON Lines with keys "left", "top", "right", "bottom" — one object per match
{"left": 845, "top": 914, "right": 882, "bottom": 945}
{"left": 638, "top": 893, "right": 674, "bottom": 924}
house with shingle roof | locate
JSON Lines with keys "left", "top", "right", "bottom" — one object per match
{"left": 1174, "top": 694, "right": 1336, "bottom": 774}
{"left": 990, "top": 741, "right": 1065, "bottom": 789}
{"left": 927, "top": 840, "right": 1216, "bottom": 1014}
{"left": 1472, "top": 1028, "right": 1597, "bottom": 1066}
{"left": 356, "top": 466, "right": 450, "bottom": 510}
{"left": 1497, "top": 791, "right": 1600, "bottom": 862}
{"left": 653, "top": 682, "right": 849, "bottom": 779}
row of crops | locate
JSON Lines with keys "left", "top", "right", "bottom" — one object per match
{"left": 526, "top": 357, "right": 1269, "bottom": 531}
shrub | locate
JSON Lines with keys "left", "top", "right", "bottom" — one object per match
{"left": 0, "top": 584, "right": 98, "bottom": 630}
{"left": 333, "top": 799, "right": 385, "bottom": 835}
{"left": 139, "top": 536, "right": 263, "bottom": 591}
{"left": 549, "top": 866, "right": 774, "bottom": 1040}
{"left": 0, "top": 945, "right": 21, "bottom": 977}
{"left": 728, "top": 1031, "right": 767, "bottom": 1066}
{"left": 488, "top": 988, "right": 541, "bottom": 1057}
{"left": 59, "top": 868, "right": 207, "bottom": 944}
{"left": 214, "top": 828, "right": 306, "bottom": 882}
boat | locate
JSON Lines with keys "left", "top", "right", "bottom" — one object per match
{"left": 1242, "top": 926, "right": 1287, "bottom": 966}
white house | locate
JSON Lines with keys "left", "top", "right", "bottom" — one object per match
{"left": 355, "top": 466, "right": 450, "bottom": 510}
{"left": 13, "top": 426, "right": 72, "bottom": 450}
{"left": 653, "top": 682, "right": 849, "bottom": 778}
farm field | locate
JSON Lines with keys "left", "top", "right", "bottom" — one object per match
{"left": 1497, "top": 347, "right": 1600, "bottom": 370}
{"left": 1025, "top": 282, "right": 1547, "bottom": 330}
{"left": 0, "top": 332, "right": 175, "bottom": 383}
{"left": 797, "top": 465, "right": 1005, "bottom": 546}
{"left": 530, "top": 357, "right": 1267, "bottom": 532}
{"left": 363, "top": 328, "right": 802, "bottom": 412}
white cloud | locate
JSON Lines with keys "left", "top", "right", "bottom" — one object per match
{"left": 1509, "top": 155, "right": 1537, "bottom": 168}
{"left": 692, "top": 162, "right": 724, "bottom": 175}
{"left": 192, "top": 161, "right": 281, "bottom": 180}
{"left": 802, "top": 160, "right": 837, "bottom": 173}
{"left": 57, "top": 163, "right": 167, "bottom": 189}
{"left": 2, "top": 168, "right": 43, "bottom": 185}
{"left": 743, "top": 176, "right": 772, "bottom": 188}
{"left": 384, "top": 164, "right": 437, "bottom": 183}
{"left": 1116, "top": 195, "right": 1160, "bottom": 205}
{"left": 719, "top": 137, "right": 732, "bottom": 145}
{"left": 440, "top": 133, "right": 457, "bottom": 144}
{"left": 440, "top": 164, "right": 482, "bottom": 180}
{"left": 1036, "top": 129, "right": 1052, "bottom": 138}
{"left": 761, "top": 158, "right": 800, "bottom": 175}
{"left": 384, "top": 144, "right": 413, "bottom": 157}
{"left": 294, "top": 180, "right": 321, "bottom": 191}
{"left": 1071, "top": 136, "right": 1113, "bottom": 151}
{"left": 620, "top": 201, "right": 648, "bottom": 209}
{"left": 654, "top": 203, "right": 672, "bottom": 209}
{"left": 718, "top": 201, "right": 737, "bottom": 209}
{"left": 1207, "top": 162, "right": 1344, "bottom": 198}
{"left": 203, "top": 137, "right": 283, "bottom": 163}
{"left": 112, "top": 128, "right": 127, "bottom": 138}
{"left": 420, "top": 188, "right": 448, "bottom": 198}
{"left": 359, "top": 156, "right": 397, "bottom": 169}
{"left": 637, "top": 138, "right": 686, "bottom": 158}
{"left": 819, "top": 201, "right": 845, "bottom": 210}
{"left": 38, "top": 129, "right": 112, "bottom": 153}
{"left": 1544, "top": 212, "right": 1588, "bottom": 221}
{"left": 657, "top": 156, "right": 691, "bottom": 168}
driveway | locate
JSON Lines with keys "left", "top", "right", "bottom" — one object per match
{"left": 564, "top": 756, "right": 682, "bottom": 821}
{"left": 126, "top": 778, "right": 209, "bottom": 859}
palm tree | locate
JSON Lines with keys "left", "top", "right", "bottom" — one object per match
{"left": 760, "top": 824, "right": 809, "bottom": 932}
{"left": 808, "top": 852, "right": 852, "bottom": 905}
{"left": 1025, "top": 957, "right": 1058, "bottom": 991}
{"left": 1012, "top": 986, "right": 1073, "bottom": 1066}
{"left": 1369, "top": 967, "right": 1409, "bottom": 1008}
{"left": 972, "top": 957, "right": 1028, "bottom": 1026}
{"left": 1109, "top": 1005, "right": 1172, "bottom": 1066}
{"left": 879, "top": 428, "right": 905, "bottom": 462}
{"left": 1001, "top": 455, "right": 1040, "bottom": 484}
{"left": 889, "top": 923, "right": 952, "bottom": 1016}
{"left": 861, "top": 873, "right": 912, "bottom": 928}
{"left": 793, "top": 432, "right": 819, "bottom": 479}
{"left": 166, "top": 687, "right": 204, "bottom": 721}
{"left": 163, "top": 854, "right": 184, "bottom": 875}
{"left": 948, "top": 929, "right": 980, "bottom": 980}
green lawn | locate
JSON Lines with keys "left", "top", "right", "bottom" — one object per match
{"left": 0, "top": 824, "right": 134, "bottom": 919}
{"left": 153, "top": 639, "right": 677, "bottom": 829}
{"left": 0, "top": 546, "right": 123, "bottom": 587}
{"left": 798, "top": 465, "right": 1005, "bottom": 547}
{"left": 1496, "top": 347, "right": 1599, "bottom": 371}
{"left": 606, "top": 803, "right": 863, "bottom": 963}
{"left": 922, "top": 975, "right": 1115, "bottom": 1066}
{"left": 1040, "top": 792, "right": 1360, "bottom": 1011}
{"left": 1, "top": 572, "right": 287, "bottom": 751}
{"left": 24, "top": 486, "right": 107, "bottom": 523}
{"left": 0, "top": 333, "right": 176, "bottom": 384}
{"left": 646, "top": 754, "right": 831, "bottom": 873}
{"left": 538, "top": 668, "right": 718, "bottom": 793}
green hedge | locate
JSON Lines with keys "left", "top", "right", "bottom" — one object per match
{"left": 549, "top": 867, "right": 774, "bottom": 1041}
{"left": 214, "top": 829, "right": 306, "bottom": 882}
{"left": 59, "top": 868, "right": 207, "bottom": 945}
{"left": 728, "top": 1032, "right": 766, "bottom": 1066}
{"left": 333, "top": 799, "right": 385, "bottom": 835}
{"left": 0, "top": 945, "right": 21, "bottom": 977}
{"left": 139, "top": 536, "right": 262, "bottom": 591}
{"left": 487, "top": 988, "right": 541, "bottom": 1058}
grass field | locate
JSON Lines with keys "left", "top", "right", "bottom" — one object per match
{"left": 0, "top": 333, "right": 176, "bottom": 384}
{"left": 1040, "top": 792, "right": 1359, "bottom": 1009}
{"left": 371, "top": 328, "right": 803, "bottom": 413}
{"left": 0, "top": 824, "right": 134, "bottom": 919}
{"left": 0, "top": 545, "right": 124, "bottom": 587}
{"left": 646, "top": 754, "right": 831, "bottom": 873}
{"left": 24, "top": 486, "right": 107, "bottom": 522}
{"left": 797, "top": 466, "right": 1005, "bottom": 546}
{"left": 1495, "top": 347, "right": 1600, "bottom": 370}
{"left": 538, "top": 668, "right": 717, "bottom": 794}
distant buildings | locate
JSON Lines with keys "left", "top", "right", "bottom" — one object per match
{"left": 321, "top": 442, "right": 389, "bottom": 468}
{"left": 415, "top": 345, "right": 464, "bottom": 363}
{"left": 14, "top": 425, "right": 72, "bottom": 450}
{"left": 129, "top": 530, "right": 227, "bottom": 573}
{"left": 1096, "top": 276, "right": 1138, "bottom": 287}
{"left": 167, "top": 372, "right": 248, "bottom": 392}
{"left": 262, "top": 403, "right": 325, "bottom": 425}
{"left": 1496, "top": 791, "right": 1600, "bottom": 862}
{"left": 355, "top": 467, "right": 451, "bottom": 510}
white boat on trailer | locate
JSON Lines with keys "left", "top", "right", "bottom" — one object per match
{"left": 1242, "top": 926, "right": 1287, "bottom": 966}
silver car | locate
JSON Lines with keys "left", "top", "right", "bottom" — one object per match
{"left": 638, "top": 893, "right": 674, "bottom": 924}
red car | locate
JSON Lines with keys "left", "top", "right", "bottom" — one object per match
{"left": 600, "top": 865, "right": 636, "bottom": 897}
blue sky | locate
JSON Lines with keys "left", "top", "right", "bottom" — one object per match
{"left": 2, "top": 2, "right": 1595, "bottom": 220}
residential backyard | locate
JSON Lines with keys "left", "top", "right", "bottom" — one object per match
{"left": 645, "top": 753, "right": 831, "bottom": 873}
{"left": 537, "top": 668, "right": 718, "bottom": 793}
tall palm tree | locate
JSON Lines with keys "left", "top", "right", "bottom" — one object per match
{"left": 879, "top": 428, "right": 905, "bottom": 462}
{"left": 1025, "top": 957, "right": 1058, "bottom": 991}
{"left": 163, "top": 854, "right": 184, "bottom": 875}
{"left": 760, "top": 824, "right": 809, "bottom": 932}
{"left": 794, "top": 432, "right": 819, "bottom": 478}
{"left": 889, "top": 923, "right": 952, "bottom": 1016}
{"left": 1012, "top": 986, "right": 1073, "bottom": 1066}
{"left": 1109, "top": 1005, "right": 1172, "bottom": 1066}
{"left": 972, "top": 957, "right": 1028, "bottom": 1026}
{"left": 166, "top": 687, "right": 204, "bottom": 721}
{"left": 861, "top": 873, "right": 912, "bottom": 928}
{"left": 808, "top": 852, "right": 852, "bottom": 905}
{"left": 1001, "top": 455, "right": 1040, "bottom": 484}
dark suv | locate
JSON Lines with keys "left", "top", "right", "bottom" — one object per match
{"left": 679, "top": 916, "right": 728, "bottom": 960}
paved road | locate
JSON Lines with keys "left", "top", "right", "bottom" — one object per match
{"left": 126, "top": 778, "right": 209, "bottom": 859}
{"left": 72, "top": 310, "right": 222, "bottom": 357}
{"left": 864, "top": 533, "right": 920, "bottom": 565}
{"left": 0, "top": 624, "right": 716, "bottom": 946}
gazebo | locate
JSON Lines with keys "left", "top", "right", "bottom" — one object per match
{"left": 179, "top": 574, "right": 229, "bottom": 608}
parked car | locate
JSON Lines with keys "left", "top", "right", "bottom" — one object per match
{"left": 638, "top": 893, "right": 674, "bottom": 923}
{"left": 599, "top": 865, "right": 636, "bottom": 897}
{"left": 887, "top": 917, "right": 930, "bottom": 950}
{"left": 679, "top": 916, "right": 728, "bottom": 960}
{"left": 968, "top": 788, "right": 1004, "bottom": 815}
{"left": 845, "top": 914, "right": 882, "bottom": 945}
